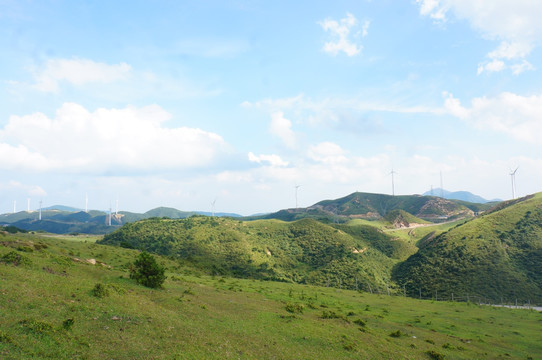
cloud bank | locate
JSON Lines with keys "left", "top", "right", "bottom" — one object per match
{"left": 0, "top": 103, "right": 229, "bottom": 173}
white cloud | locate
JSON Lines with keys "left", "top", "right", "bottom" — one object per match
{"left": 319, "top": 13, "right": 365, "bottom": 56}
{"left": 443, "top": 92, "right": 542, "bottom": 143}
{"left": 307, "top": 142, "right": 348, "bottom": 165}
{"left": 269, "top": 111, "right": 296, "bottom": 148}
{"left": 416, "top": 0, "right": 542, "bottom": 74}
{"left": 0, "top": 103, "right": 229, "bottom": 173}
{"left": 0, "top": 181, "right": 47, "bottom": 197}
{"left": 31, "top": 58, "right": 132, "bottom": 92}
{"left": 248, "top": 152, "right": 289, "bottom": 167}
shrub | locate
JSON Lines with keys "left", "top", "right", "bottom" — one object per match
{"left": 19, "top": 319, "right": 53, "bottom": 336}
{"left": 92, "top": 283, "right": 110, "bottom": 298}
{"left": 0, "top": 331, "right": 12, "bottom": 343}
{"left": 129, "top": 251, "right": 166, "bottom": 288}
{"left": 389, "top": 330, "right": 404, "bottom": 338}
{"left": 1, "top": 251, "right": 31, "bottom": 266}
{"left": 353, "top": 318, "right": 366, "bottom": 327}
{"left": 426, "top": 350, "right": 445, "bottom": 360}
{"left": 62, "top": 318, "right": 75, "bottom": 330}
{"left": 285, "top": 302, "right": 304, "bottom": 314}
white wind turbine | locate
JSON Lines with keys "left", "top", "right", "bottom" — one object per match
{"left": 294, "top": 185, "right": 302, "bottom": 209}
{"left": 211, "top": 198, "right": 217, "bottom": 217}
{"left": 389, "top": 169, "right": 397, "bottom": 196}
{"left": 510, "top": 167, "right": 519, "bottom": 199}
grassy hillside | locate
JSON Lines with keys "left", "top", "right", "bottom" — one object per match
{"left": 1, "top": 232, "right": 541, "bottom": 359}
{"left": 99, "top": 217, "right": 413, "bottom": 291}
{"left": 393, "top": 193, "right": 542, "bottom": 304}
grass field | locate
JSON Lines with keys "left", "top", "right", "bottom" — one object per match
{"left": 1, "top": 232, "right": 541, "bottom": 359}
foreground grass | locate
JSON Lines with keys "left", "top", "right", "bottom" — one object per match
{"left": 0, "top": 233, "right": 541, "bottom": 359}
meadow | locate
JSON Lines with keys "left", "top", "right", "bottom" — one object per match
{"left": 1, "top": 232, "right": 541, "bottom": 359}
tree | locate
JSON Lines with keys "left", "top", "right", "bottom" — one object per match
{"left": 129, "top": 251, "right": 166, "bottom": 288}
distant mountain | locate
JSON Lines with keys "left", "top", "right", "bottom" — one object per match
{"left": 422, "top": 188, "right": 500, "bottom": 204}
{"left": 43, "top": 205, "right": 82, "bottom": 212}
{"left": 247, "top": 192, "right": 492, "bottom": 223}
{"left": 0, "top": 205, "right": 241, "bottom": 234}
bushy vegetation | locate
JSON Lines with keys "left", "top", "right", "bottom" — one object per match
{"left": 393, "top": 193, "right": 542, "bottom": 303}
{"left": 129, "top": 251, "right": 166, "bottom": 288}
{"left": 100, "top": 217, "right": 405, "bottom": 291}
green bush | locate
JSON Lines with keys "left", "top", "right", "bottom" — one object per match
{"left": 285, "top": 302, "right": 304, "bottom": 314}
{"left": 1, "top": 251, "right": 31, "bottom": 266}
{"left": 129, "top": 251, "right": 166, "bottom": 288}
{"left": 92, "top": 283, "right": 110, "bottom": 298}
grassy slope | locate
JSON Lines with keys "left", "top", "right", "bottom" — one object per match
{"left": 393, "top": 194, "right": 542, "bottom": 303}
{"left": 99, "top": 217, "right": 411, "bottom": 291}
{"left": 0, "top": 233, "right": 541, "bottom": 359}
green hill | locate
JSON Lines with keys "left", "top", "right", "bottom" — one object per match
{"left": 383, "top": 209, "right": 430, "bottom": 228}
{"left": 393, "top": 193, "right": 542, "bottom": 303}
{"left": 99, "top": 216, "right": 410, "bottom": 291}
{"left": 250, "top": 192, "right": 479, "bottom": 223}
{"left": 1, "top": 232, "right": 541, "bottom": 359}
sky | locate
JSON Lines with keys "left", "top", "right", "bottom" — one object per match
{"left": 1, "top": 0, "right": 542, "bottom": 215}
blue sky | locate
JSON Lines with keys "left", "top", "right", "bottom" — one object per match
{"left": 1, "top": 0, "right": 541, "bottom": 215}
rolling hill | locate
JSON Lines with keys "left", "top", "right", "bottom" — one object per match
{"left": 99, "top": 216, "right": 412, "bottom": 291}
{"left": 393, "top": 193, "right": 542, "bottom": 303}
{"left": 249, "top": 192, "right": 490, "bottom": 223}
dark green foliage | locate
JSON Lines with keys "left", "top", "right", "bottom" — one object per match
{"left": 92, "top": 283, "right": 110, "bottom": 298}
{"left": 1, "top": 225, "right": 28, "bottom": 234}
{"left": 129, "top": 251, "right": 166, "bottom": 288}
{"left": 62, "top": 318, "right": 75, "bottom": 330}
{"left": 426, "top": 350, "right": 446, "bottom": 360}
{"left": 19, "top": 319, "right": 54, "bottom": 336}
{"left": 0, "top": 331, "right": 12, "bottom": 343}
{"left": 353, "top": 318, "right": 366, "bottom": 327}
{"left": 393, "top": 194, "right": 542, "bottom": 303}
{"left": 1, "top": 250, "right": 31, "bottom": 266}
{"left": 285, "top": 302, "right": 304, "bottom": 314}
{"left": 389, "top": 330, "right": 404, "bottom": 337}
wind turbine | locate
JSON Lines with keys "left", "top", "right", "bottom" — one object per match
{"left": 294, "top": 185, "right": 302, "bottom": 209}
{"left": 390, "top": 170, "right": 397, "bottom": 196}
{"left": 27, "top": 198, "right": 30, "bottom": 213}
{"left": 39, "top": 200, "right": 42, "bottom": 220}
{"left": 211, "top": 198, "right": 217, "bottom": 217}
{"left": 510, "top": 167, "right": 519, "bottom": 199}
{"left": 85, "top": 193, "right": 88, "bottom": 213}
{"left": 13, "top": 200, "right": 16, "bottom": 213}
{"left": 108, "top": 202, "right": 112, "bottom": 226}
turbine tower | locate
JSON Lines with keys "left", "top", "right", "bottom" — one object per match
{"left": 294, "top": 185, "right": 302, "bottom": 209}
{"left": 85, "top": 193, "right": 88, "bottom": 213}
{"left": 108, "top": 202, "right": 112, "bottom": 226}
{"left": 27, "top": 198, "right": 30, "bottom": 213}
{"left": 510, "top": 167, "right": 519, "bottom": 199}
{"left": 211, "top": 198, "right": 217, "bottom": 217}
{"left": 440, "top": 171, "right": 444, "bottom": 198}
{"left": 390, "top": 169, "right": 397, "bottom": 196}
{"left": 39, "top": 200, "right": 42, "bottom": 220}
{"left": 13, "top": 200, "right": 16, "bottom": 213}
